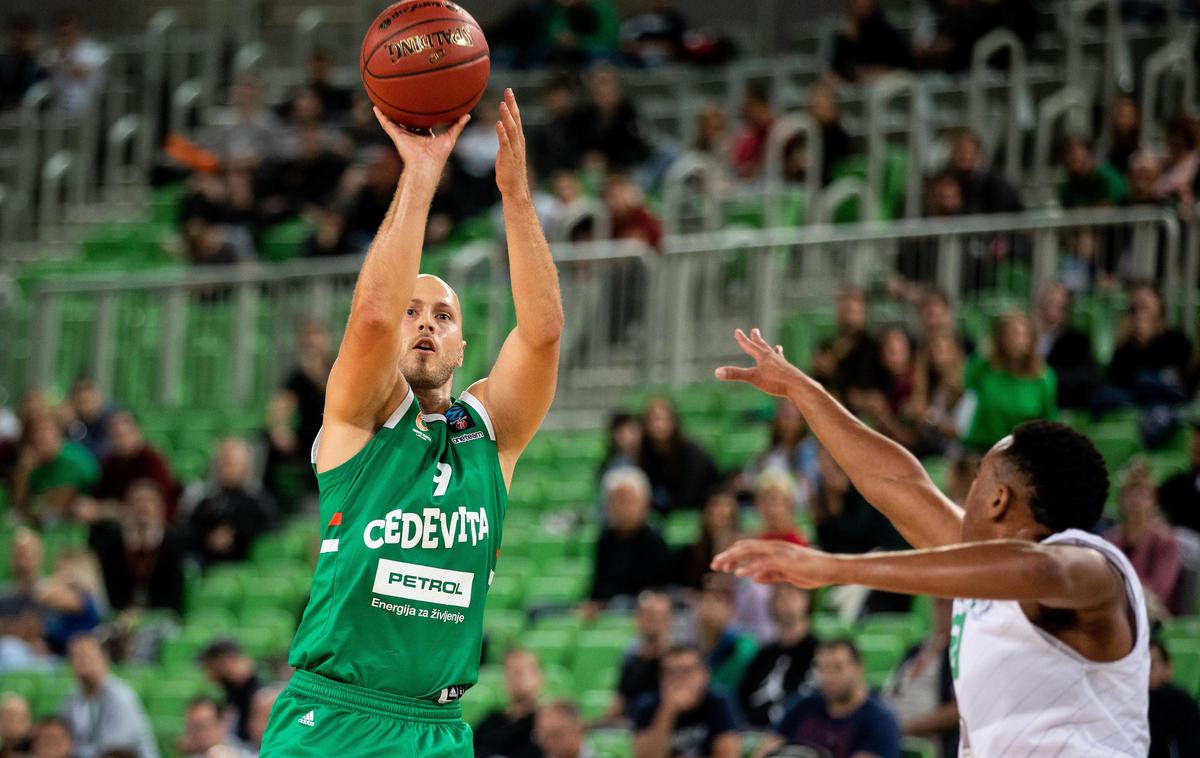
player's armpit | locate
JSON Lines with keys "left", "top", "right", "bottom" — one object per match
{"left": 467, "top": 328, "right": 559, "bottom": 482}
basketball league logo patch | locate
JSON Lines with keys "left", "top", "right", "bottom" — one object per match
{"left": 446, "top": 404, "right": 475, "bottom": 431}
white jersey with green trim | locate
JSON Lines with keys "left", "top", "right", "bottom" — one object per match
{"left": 950, "top": 529, "right": 1149, "bottom": 757}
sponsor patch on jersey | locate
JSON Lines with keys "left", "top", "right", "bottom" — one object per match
{"left": 372, "top": 558, "right": 474, "bottom": 608}
{"left": 412, "top": 427, "right": 432, "bottom": 443}
{"left": 451, "top": 430, "right": 485, "bottom": 445}
{"left": 445, "top": 404, "right": 475, "bottom": 431}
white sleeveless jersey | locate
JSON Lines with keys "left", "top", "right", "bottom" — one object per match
{"left": 950, "top": 529, "right": 1150, "bottom": 757}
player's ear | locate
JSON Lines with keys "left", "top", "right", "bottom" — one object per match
{"left": 457, "top": 339, "right": 466, "bottom": 369}
{"left": 990, "top": 483, "right": 1013, "bottom": 522}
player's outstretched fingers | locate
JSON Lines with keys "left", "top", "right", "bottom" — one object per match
{"left": 715, "top": 365, "right": 754, "bottom": 383}
{"left": 445, "top": 113, "right": 471, "bottom": 141}
{"left": 499, "top": 101, "right": 519, "bottom": 145}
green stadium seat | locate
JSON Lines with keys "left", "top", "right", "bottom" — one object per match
{"left": 461, "top": 680, "right": 498, "bottom": 726}
{"left": 531, "top": 613, "right": 584, "bottom": 643}
{"left": 239, "top": 607, "right": 297, "bottom": 651}
{"left": 1161, "top": 617, "right": 1200, "bottom": 644}
{"left": 1166, "top": 639, "right": 1200, "bottom": 695}
{"left": 859, "top": 613, "right": 923, "bottom": 648}
{"left": 34, "top": 674, "right": 76, "bottom": 716}
{"left": 811, "top": 614, "right": 851, "bottom": 640}
{"left": 902, "top": 736, "right": 939, "bottom": 758}
{"left": 573, "top": 630, "right": 630, "bottom": 691}
{"left": 187, "top": 607, "right": 237, "bottom": 631}
{"left": 235, "top": 625, "right": 282, "bottom": 658}
{"left": 240, "top": 575, "right": 302, "bottom": 617}
{"left": 542, "top": 479, "right": 597, "bottom": 510}
{"left": 484, "top": 608, "right": 527, "bottom": 662}
{"left": 487, "top": 573, "right": 526, "bottom": 611}
{"left": 0, "top": 671, "right": 43, "bottom": 704}
{"left": 523, "top": 629, "right": 574, "bottom": 668}
{"left": 524, "top": 533, "right": 570, "bottom": 567}
{"left": 593, "top": 610, "right": 636, "bottom": 636}
{"left": 579, "top": 689, "right": 614, "bottom": 721}
{"left": 664, "top": 511, "right": 701, "bottom": 547}
{"left": 858, "top": 633, "right": 908, "bottom": 687}
{"left": 541, "top": 664, "right": 573, "bottom": 699}
{"left": 586, "top": 728, "right": 633, "bottom": 758}
{"left": 187, "top": 570, "right": 246, "bottom": 615}
{"left": 524, "top": 574, "right": 587, "bottom": 608}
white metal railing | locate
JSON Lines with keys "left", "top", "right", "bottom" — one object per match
{"left": 17, "top": 206, "right": 1183, "bottom": 412}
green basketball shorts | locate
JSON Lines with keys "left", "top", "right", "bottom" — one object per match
{"left": 259, "top": 669, "right": 473, "bottom": 757}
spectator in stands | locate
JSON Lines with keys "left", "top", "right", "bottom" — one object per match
{"left": 605, "top": 173, "right": 663, "bottom": 249}
{"left": 692, "top": 103, "right": 733, "bottom": 167}
{"left": 340, "top": 148, "right": 403, "bottom": 251}
{"left": 637, "top": 397, "right": 720, "bottom": 514}
{"left": 1059, "top": 135, "right": 1128, "bottom": 208}
{"left": 265, "top": 320, "right": 331, "bottom": 509}
{"left": 1107, "top": 93, "right": 1141, "bottom": 174}
{"left": 0, "top": 528, "right": 55, "bottom": 669}
{"left": 529, "top": 74, "right": 585, "bottom": 176}
{"left": 812, "top": 446, "right": 906, "bottom": 555}
{"left": 213, "top": 75, "right": 281, "bottom": 166}
{"left": 87, "top": 479, "right": 185, "bottom": 615}
{"left": 30, "top": 716, "right": 75, "bottom": 758}
{"left": 12, "top": 415, "right": 98, "bottom": 523}
{"left": 188, "top": 438, "right": 276, "bottom": 567}
{"left": 853, "top": 327, "right": 919, "bottom": 449}
{"left": 1126, "top": 151, "right": 1167, "bottom": 207}
{"left": 1101, "top": 283, "right": 1192, "bottom": 410}
{"left": 804, "top": 79, "right": 854, "bottom": 186}
{"left": 604, "top": 590, "right": 674, "bottom": 722}
{"left": 574, "top": 67, "right": 649, "bottom": 172}
{"left": 197, "top": 639, "right": 262, "bottom": 745}
{"left": 61, "top": 634, "right": 158, "bottom": 758}
{"left": 0, "top": 692, "right": 33, "bottom": 755}
{"left": 43, "top": 11, "right": 105, "bottom": 114}
{"left": 0, "top": 15, "right": 45, "bottom": 110}
{"left": 737, "top": 585, "right": 817, "bottom": 728}
{"left": 883, "top": 598, "right": 958, "bottom": 757}
{"left": 265, "top": 125, "right": 349, "bottom": 214}
{"left": 830, "top": 0, "right": 912, "bottom": 83}
{"left": 731, "top": 82, "right": 775, "bottom": 180}
{"left": 1106, "top": 460, "right": 1182, "bottom": 616}
{"left": 587, "top": 467, "right": 671, "bottom": 608}
{"left": 916, "top": 289, "right": 972, "bottom": 355}
{"left": 812, "top": 288, "right": 884, "bottom": 402}
{"left": 961, "top": 312, "right": 1056, "bottom": 451}
{"left": 474, "top": 648, "right": 543, "bottom": 758}
{"left": 1149, "top": 638, "right": 1200, "bottom": 757}
{"left": 534, "top": 699, "right": 590, "bottom": 758}
{"left": 65, "top": 377, "right": 115, "bottom": 460}
{"left": 303, "top": 51, "right": 351, "bottom": 120}
{"left": 676, "top": 488, "right": 740, "bottom": 589}
{"left": 632, "top": 645, "right": 741, "bottom": 758}
{"left": 947, "top": 129, "right": 1023, "bottom": 214}
{"left": 1155, "top": 116, "right": 1199, "bottom": 210}
{"left": 905, "top": 328, "right": 965, "bottom": 456}
{"left": 694, "top": 574, "right": 758, "bottom": 696}
{"left": 1158, "top": 421, "right": 1200, "bottom": 534}
{"left": 742, "top": 399, "right": 818, "bottom": 509}
{"left": 755, "top": 470, "right": 807, "bottom": 545}
{"left": 1034, "top": 282, "right": 1097, "bottom": 410}
{"left": 95, "top": 411, "right": 180, "bottom": 521}
{"left": 179, "top": 697, "right": 245, "bottom": 758}
{"left": 245, "top": 685, "right": 281, "bottom": 757}
{"left": 764, "top": 638, "right": 901, "bottom": 758}
{"left": 621, "top": 0, "right": 687, "bottom": 66}
{"left": 39, "top": 549, "right": 103, "bottom": 656}
{"left": 545, "top": 0, "right": 621, "bottom": 66}
{"left": 598, "top": 411, "right": 643, "bottom": 482}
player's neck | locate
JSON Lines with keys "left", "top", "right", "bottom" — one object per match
{"left": 413, "top": 384, "right": 454, "bottom": 416}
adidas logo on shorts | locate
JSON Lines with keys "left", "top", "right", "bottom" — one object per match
{"left": 297, "top": 710, "right": 316, "bottom": 727}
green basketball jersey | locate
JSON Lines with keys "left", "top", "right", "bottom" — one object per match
{"left": 288, "top": 387, "right": 506, "bottom": 703}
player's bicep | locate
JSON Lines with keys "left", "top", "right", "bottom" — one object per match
{"left": 325, "top": 312, "right": 405, "bottom": 426}
{"left": 470, "top": 329, "right": 559, "bottom": 459}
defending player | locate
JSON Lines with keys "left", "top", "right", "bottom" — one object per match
{"left": 260, "top": 89, "right": 562, "bottom": 756}
{"left": 711, "top": 329, "right": 1148, "bottom": 757}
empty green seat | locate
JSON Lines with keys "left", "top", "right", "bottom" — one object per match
{"left": 573, "top": 630, "right": 630, "bottom": 691}
{"left": 586, "top": 728, "right": 633, "bottom": 758}
{"left": 523, "top": 629, "right": 574, "bottom": 668}
{"left": 524, "top": 574, "right": 586, "bottom": 608}
{"left": 857, "top": 634, "right": 908, "bottom": 687}
{"left": 1166, "top": 639, "right": 1200, "bottom": 695}
{"left": 859, "top": 613, "right": 923, "bottom": 648}
{"left": 34, "top": 674, "right": 76, "bottom": 716}
{"left": 487, "top": 573, "right": 526, "bottom": 611}
{"left": 579, "top": 689, "right": 614, "bottom": 721}
{"left": 484, "top": 608, "right": 527, "bottom": 662}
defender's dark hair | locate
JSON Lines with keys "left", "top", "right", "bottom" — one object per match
{"left": 1001, "top": 421, "right": 1109, "bottom": 533}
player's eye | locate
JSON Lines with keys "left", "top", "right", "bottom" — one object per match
{"left": 437, "top": 313, "right": 450, "bottom": 320}
{"left": 406, "top": 308, "right": 417, "bottom": 317}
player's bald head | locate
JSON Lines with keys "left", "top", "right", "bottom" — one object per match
{"left": 413, "top": 273, "right": 461, "bottom": 318}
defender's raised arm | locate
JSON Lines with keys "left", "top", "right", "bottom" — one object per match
{"left": 717, "top": 328, "right": 964, "bottom": 548}
{"left": 318, "top": 111, "right": 468, "bottom": 472}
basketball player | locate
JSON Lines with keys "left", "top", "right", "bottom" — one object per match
{"left": 259, "top": 89, "right": 562, "bottom": 756}
{"left": 711, "top": 329, "right": 1148, "bottom": 756}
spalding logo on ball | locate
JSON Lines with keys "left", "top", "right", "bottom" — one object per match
{"left": 361, "top": 0, "right": 491, "bottom": 130}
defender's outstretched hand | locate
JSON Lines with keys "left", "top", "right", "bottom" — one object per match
{"left": 711, "top": 539, "right": 835, "bottom": 588}
{"left": 373, "top": 107, "right": 469, "bottom": 179}
{"left": 715, "top": 328, "right": 806, "bottom": 397}
{"left": 494, "top": 88, "right": 529, "bottom": 198}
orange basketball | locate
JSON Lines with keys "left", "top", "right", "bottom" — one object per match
{"left": 360, "top": 1, "right": 490, "bottom": 130}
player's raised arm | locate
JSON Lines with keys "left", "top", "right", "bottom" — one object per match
{"left": 468, "top": 89, "right": 564, "bottom": 483}
{"left": 717, "top": 328, "right": 963, "bottom": 548}
{"left": 319, "top": 110, "right": 469, "bottom": 472}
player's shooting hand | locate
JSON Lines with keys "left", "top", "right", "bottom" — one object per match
{"left": 373, "top": 107, "right": 469, "bottom": 182}
{"left": 715, "top": 328, "right": 805, "bottom": 397}
{"left": 711, "top": 538, "right": 836, "bottom": 589}
{"left": 495, "top": 88, "right": 529, "bottom": 198}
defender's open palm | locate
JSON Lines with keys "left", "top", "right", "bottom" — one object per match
{"left": 711, "top": 539, "right": 834, "bottom": 588}
{"left": 715, "top": 328, "right": 805, "bottom": 397}
{"left": 373, "top": 107, "right": 469, "bottom": 179}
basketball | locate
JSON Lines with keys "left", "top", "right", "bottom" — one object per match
{"left": 359, "top": 0, "right": 490, "bottom": 130}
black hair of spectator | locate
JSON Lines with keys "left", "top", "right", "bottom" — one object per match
{"left": 1000, "top": 421, "right": 1109, "bottom": 533}
{"left": 188, "top": 695, "right": 225, "bottom": 714}
{"left": 541, "top": 698, "right": 583, "bottom": 721}
{"left": 817, "top": 636, "right": 862, "bottom": 664}
{"left": 98, "top": 750, "right": 140, "bottom": 758}
{"left": 6, "top": 15, "right": 35, "bottom": 32}
{"left": 35, "top": 714, "right": 74, "bottom": 732}
{"left": 1166, "top": 116, "right": 1198, "bottom": 150}
{"left": 665, "top": 643, "right": 704, "bottom": 662}
{"left": 745, "top": 79, "right": 771, "bottom": 105}
{"left": 920, "top": 287, "right": 952, "bottom": 309}
{"left": 1126, "top": 280, "right": 1164, "bottom": 313}
{"left": 197, "top": 637, "right": 244, "bottom": 664}
{"left": 1060, "top": 133, "right": 1092, "bottom": 159}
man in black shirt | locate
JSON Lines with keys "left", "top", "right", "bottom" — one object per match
{"left": 1158, "top": 423, "right": 1200, "bottom": 534}
{"left": 88, "top": 481, "right": 186, "bottom": 613}
{"left": 632, "top": 646, "right": 741, "bottom": 758}
{"left": 588, "top": 467, "right": 671, "bottom": 606}
{"left": 1149, "top": 639, "right": 1200, "bottom": 758}
{"left": 814, "top": 289, "right": 885, "bottom": 403}
{"left": 265, "top": 320, "right": 332, "bottom": 509}
{"left": 605, "top": 591, "right": 674, "bottom": 722}
{"left": 738, "top": 585, "right": 817, "bottom": 728}
{"left": 1101, "top": 284, "right": 1192, "bottom": 409}
{"left": 1035, "top": 283, "right": 1097, "bottom": 410}
{"left": 197, "top": 639, "right": 262, "bottom": 744}
{"left": 188, "top": 437, "right": 276, "bottom": 566}
{"left": 474, "top": 648, "right": 544, "bottom": 758}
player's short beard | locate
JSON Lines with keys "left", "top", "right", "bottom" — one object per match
{"left": 402, "top": 355, "right": 457, "bottom": 391}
